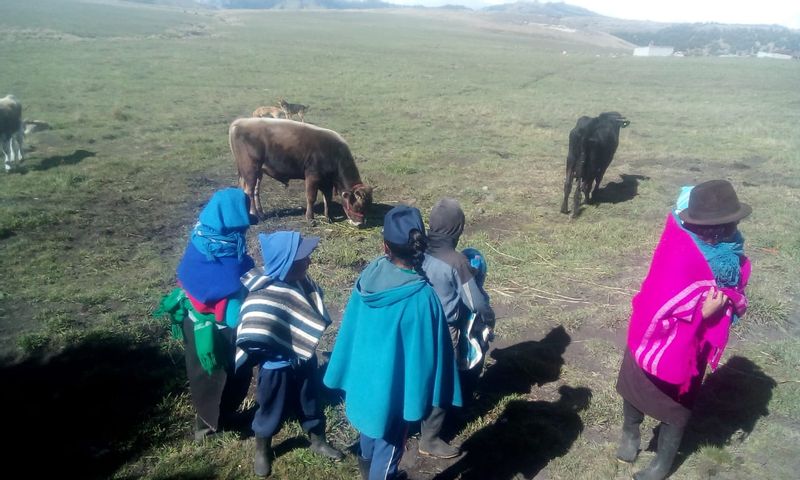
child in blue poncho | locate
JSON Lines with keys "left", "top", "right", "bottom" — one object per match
{"left": 324, "top": 205, "right": 462, "bottom": 480}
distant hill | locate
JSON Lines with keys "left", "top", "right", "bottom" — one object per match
{"left": 477, "top": 2, "right": 800, "bottom": 56}
{"left": 611, "top": 23, "right": 800, "bottom": 56}
{"left": 482, "top": 1, "right": 597, "bottom": 18}
{"left": 178, "top": 0, "right": 800, "bottom": 56}
{"left": 192, "top": 0, "right": 394, "bottom": 8}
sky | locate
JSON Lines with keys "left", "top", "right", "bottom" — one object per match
{"left": 386, "top": 0, "right": 800, "bottom": 29}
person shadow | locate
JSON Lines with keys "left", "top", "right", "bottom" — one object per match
{"left": 462, "top": 325, "right": 572, "bottom": 423}
{"left": 0, "top": 333, "right": 184, "bottom": 479}
{"left": 435, "top": 385, "right": 592, "bottom": 480}
{"left": 670, "top": 355, "right": 777, "bottom": 470}
{"left": 427, "top": 326, "right": 590, "bottom": 479}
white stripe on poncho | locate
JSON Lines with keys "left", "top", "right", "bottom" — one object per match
{"left": 235, "top": 267, "right": 330, "bottom": 371}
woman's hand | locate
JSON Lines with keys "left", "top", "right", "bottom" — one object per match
{"left": 701, "top": 287, "right": 729, "bottom": 319}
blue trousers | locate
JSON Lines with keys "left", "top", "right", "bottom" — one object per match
{"left": 359, "top": 420, "right": 407, "bottom": 480}
{"left": 252, "top": 355, "right": 323, "bottom": 438}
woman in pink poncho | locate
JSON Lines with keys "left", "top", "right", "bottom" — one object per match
{"left": 615, "top": 180, "right": 752, "bottom": 480}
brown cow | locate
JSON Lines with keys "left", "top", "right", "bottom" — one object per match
{"left": 229, "top": 117, "right": 373, "bottom": 226}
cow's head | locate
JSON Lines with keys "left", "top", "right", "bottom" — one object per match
{"left": 341, "top": 184, "right": 373, "bottom": 227}
{"left": 601, "top": 112, "right": 630, "bottom": 129}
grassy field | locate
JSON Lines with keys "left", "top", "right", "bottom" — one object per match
{"left": 1, "top": 1, "right": 799, "bottom": 479}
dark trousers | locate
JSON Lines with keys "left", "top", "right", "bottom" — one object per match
{"left": 360, "top": 420, "right": 408, "bottom": 480}
{"left": 183, "top": 318, "right": 251, "bottom": 432}
{"left": 252, "top": 354, "right": 323, "bottom": 438}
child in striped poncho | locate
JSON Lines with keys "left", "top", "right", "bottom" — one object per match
{"left": 235, "top": 230, "right": 343, "bottom": 477}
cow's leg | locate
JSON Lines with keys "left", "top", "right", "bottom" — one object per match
{"left": 240, "top": 168, "right": 262, "bottom": 219}
{"left": 253, "top": 173, "right": 267, "bottom": 219}
{"left": 561, "top": 167, "right": 573, "bottom": 214}
{"left": 571, "top": 179, "right": 584, "bottom": 218}
{"left": 3, "top": 138, "right": 12, "bottom": 171}
{"left": 298, "top": 111, "right": 305, "bottom": 123}
{"left": 13, "top": 131, "right": 23, "bottom": 163}
{"left": 581, "top": 179, "right": 591, "bottom": 207}
{"left": 591, "top": 172, "right": 605, "bottom": 203}
{"left": 320, "top": 185, "right": 334, "bottom": 222}
{"left": 304, "top": 176, "right": 320, "bottom": 222}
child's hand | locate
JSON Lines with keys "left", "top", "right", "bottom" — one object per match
{"left": 701, "top": 287, "right": 729, "bottom": 319}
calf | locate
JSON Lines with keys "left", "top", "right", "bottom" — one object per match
{"left": 229, "top": 117, "right": 373, "bottom": 226}
{"left": 252, "top": 106, "right": 285, "bottom": 119}
{"left": 561, "top": 112, "right": 630, "bottom": 217}
{"left": 0, "top": 95, "right": 24, "bottom": 172}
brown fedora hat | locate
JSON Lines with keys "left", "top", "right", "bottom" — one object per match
{"left": 678, "top": 180, "right": 752, "bottom": 225}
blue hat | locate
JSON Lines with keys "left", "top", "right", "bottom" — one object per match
{"left": 258, "top": 231, "right": 319, "bottom": 281}
{"left": 295, "top": 235, "right": 320, "bottom": 260}
{"left": 383, "top": 205, "right": 425, "bottom": 245}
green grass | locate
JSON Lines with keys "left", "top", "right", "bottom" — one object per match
{"left": 0, "top": 1, "right": 798, "bottom": 479}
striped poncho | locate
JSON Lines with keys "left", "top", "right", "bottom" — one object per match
{"left": 234, "top": 267, "right": 331, "bottom": 371}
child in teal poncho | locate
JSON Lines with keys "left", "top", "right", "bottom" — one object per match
{"left": 324, "top": 205, "right": 462, "bottom": 480}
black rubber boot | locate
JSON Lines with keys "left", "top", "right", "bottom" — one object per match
{"left": 308, "top": 431, "right": 345, "bottom": 461}
{"left": 633, "top": 422, "right": 684, "bottom": 480}
{"left": 419, "top": 407, "right": 460, "bottom": 459}
{"left": 616, "top": 400, "right": 644, "bottom": 463}
{"left": 358, "top": 456, "right": 371, "bottom": 480}
{"left": 254, "top": 436, "right": 273, "bottom": 477}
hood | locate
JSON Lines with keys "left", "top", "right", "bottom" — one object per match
{"left": 198, "top": 187, "right": 251, "bottom": 234}
{"left": 428, "top": 198, "right": 465, "bottom": 254}
{"left": 356, "top": 256, "right": 427, "bottom": 307}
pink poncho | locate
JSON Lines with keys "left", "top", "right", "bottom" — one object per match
{"left": 627, "top": 214, "right": 750, "bottom": 392}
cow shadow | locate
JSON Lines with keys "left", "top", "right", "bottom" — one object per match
{"left": 30, "top": 149, "right": 96, "bottom": 172}
{"left": 266, "top": 205, "right": 307, "bottom": 219}
{"left": 435, "top": 385, "right": 592, "bottom": 480}
{"left": 364, "top": 202, "right": 395, "bottom": 227}
{"left": 593, "top": 174, "right": 650, "bottom": 205}
{"left": 670, "top": 355, "right": 776, "bottom": 470}
{"left": 0, "top": 333, "right": 185, "bottom": 479}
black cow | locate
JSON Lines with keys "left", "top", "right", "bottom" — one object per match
{"left": 560, "top": 112, "right": 630, "bottom": 217}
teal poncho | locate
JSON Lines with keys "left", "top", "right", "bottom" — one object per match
{"left": 323, "top": 257, "right": 462, "bottom": 439}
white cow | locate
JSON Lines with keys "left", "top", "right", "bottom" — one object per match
{"left": 0, "top": 95, "right": 24, "bottom": 171}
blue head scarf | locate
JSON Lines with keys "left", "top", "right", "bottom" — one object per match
{"left": 191, "top": 188, "right": 251, "bottom": 261}
{"left": 259, "top": 231, "right": 301, "bottom": 282}
{"left": 691, "top": 231, "right": 745, "bottom": 288}
{"left": 176, "top": 188, "right": 255, "bottom": 303}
